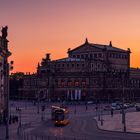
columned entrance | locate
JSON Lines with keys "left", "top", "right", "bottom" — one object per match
{"left": 67, "top": 89, "right": 81, "bottom": 100}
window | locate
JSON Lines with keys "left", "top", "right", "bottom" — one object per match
{"left": 82, "top": 81, "right": 86, "bottom": 86}
{"left": 61, "top": 81, "right": 66, "bottom": 87}
{"left": 72, "top": 64, "right": 74, "bottom": 67}
{"left": 68, "top": 81, "right": 72, "bottom": 86}
{"left": 116, "top": 53, "right": 118, "bottom": 59}
{"left": 82, "top": 64, "right": 85, "bottom": 67}
{"left": 112, "top": 53, "right": 115, "bottom": 58}
{"left": 85, "top": 54, "right": 88, "bottom": 58}
{"left": 77, "top": 55, "right": 80, "bottom": 58}
{"left": 119, "top": 54, "right": 121, "bottom": 59}
{"left": 98, "top": 53, "right": 102, "bottom": 58}
{"left": 77, "top": 64, "right": 79, "bottom": 67}
{"left": 90, "top": 54, "right": 93, "bottom": 59}
{"left": 75, "top": 81, "right": 79, "bottom": 86}
{"left": 94, "top": 54, "right": 97, "bottom": 58}
{"left": 81, "top": 54, "right": 84, "bottom": 58}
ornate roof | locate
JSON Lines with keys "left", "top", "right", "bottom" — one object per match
{"left": 68, "top": 39, "right": 128, "bottom": 53}
{"left": 54, "top": 57, "right": 85, "bottom": 62}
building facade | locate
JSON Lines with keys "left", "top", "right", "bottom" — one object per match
{"left": 20, "top": 39, "right": 140, "bottom": 102}
{"left": 0, "top": 27, "right": 11, "bottom": 124}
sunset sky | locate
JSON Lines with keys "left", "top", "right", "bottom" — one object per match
{"left": 0, "top": 0, "right": 140, "bottom": 73}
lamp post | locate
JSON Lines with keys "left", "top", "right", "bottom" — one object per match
{"left": 121, "top": 74, "right": 126, "bottom": 132}
{"left": 98, "top": 103, "right": 101, "bottom": 121}
{"left": 36, "top": 78, "right": 40, "bottom": 114}
{"left": 41, "top": 105, "right": 45, "bottom": 121}
{"left": 74, "top": 102, "right": 76, "bottom": 114}
{"left": 17, "top": 108, "right": 22, "bottom": 135}
{"left": 100, "top": 108, "right": 103, "bottom": 126}
{"left": 37, "top": 92, "right": 40, "bottom": 114}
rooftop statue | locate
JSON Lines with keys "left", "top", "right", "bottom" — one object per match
{"left": 1, "top": 26, "right": 8, "bottom": 39}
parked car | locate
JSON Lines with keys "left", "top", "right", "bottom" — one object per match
{"left": 104, "top": 105, "right": 111, "bottom": 111}
{"left": 111, "top": 103, "right": 121, "bottom": 110}
{"left": 87, "top": 101, "right": 94, "bottom": 104}
{"left": 136, "top": 106, "right": 140, "bottom": 111}
{"left": 135, "top": 103, "right": 140, "bottom": 108}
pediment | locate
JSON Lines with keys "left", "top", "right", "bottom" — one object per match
{"left": 70, "top": 43, "right": 102, "bottom": 53}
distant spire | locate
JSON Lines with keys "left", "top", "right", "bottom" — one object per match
{"left": 109, "top": 41, "right": 112, "bottom": 47}
{"left": 37, "top": 62, "right": 40, "bottom": 68}
{"left": 85, "top": 38, "right": 88, "bottom": 44}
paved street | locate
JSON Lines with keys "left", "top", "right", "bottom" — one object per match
{"left": 1, "top": 101, "right": 140, "bottom": 140}
{"left": 25, "top": 115, "right": 140, "bottom": 140}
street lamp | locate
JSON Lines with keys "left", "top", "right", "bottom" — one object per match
{"left": 100, "top": 108, "right": 103, "bottom": 126}
{"left": 121, "top": 74, "right": 126, "bottom": 132}
{"left": 17, "top": 108, "right": 22, "bottom": 135}
{"left": 74, "top": 102, "right": 76, "bottom": 114}
{"left": 98, "top": 103, "right": 101, "bottom": 121}
{"left": 41, "top": 105, "right": 45, "bottom": 121}
{"left": 36, "top": 78, "right": 40, "bottom": 114}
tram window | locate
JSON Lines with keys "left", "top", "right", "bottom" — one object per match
{"left": 55, "top": 111, "right": 64, "bottom": 121}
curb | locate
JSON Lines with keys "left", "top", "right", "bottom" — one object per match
{"left": 94, "top": 118, "right": 140, "bottom": 135}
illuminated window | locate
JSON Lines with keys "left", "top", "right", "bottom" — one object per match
{"left": 68, "top": 81, "right": 72, "bottom": 86}
{"left": 75, "top": 81, "right": 79, "bottom": 86}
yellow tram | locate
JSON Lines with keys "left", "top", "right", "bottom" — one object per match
{"left": 51, "top": 105, "right": 69, "bottom": 126}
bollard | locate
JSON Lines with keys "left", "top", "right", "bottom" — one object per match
{"left": 101, "top": 119, "right": 103, "bottom": 126}
{"left": 23, "top": 131, "right": 25, "bottom": 140}
{"left": 27, "top": 133, "right": 29, "bottom": 140}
